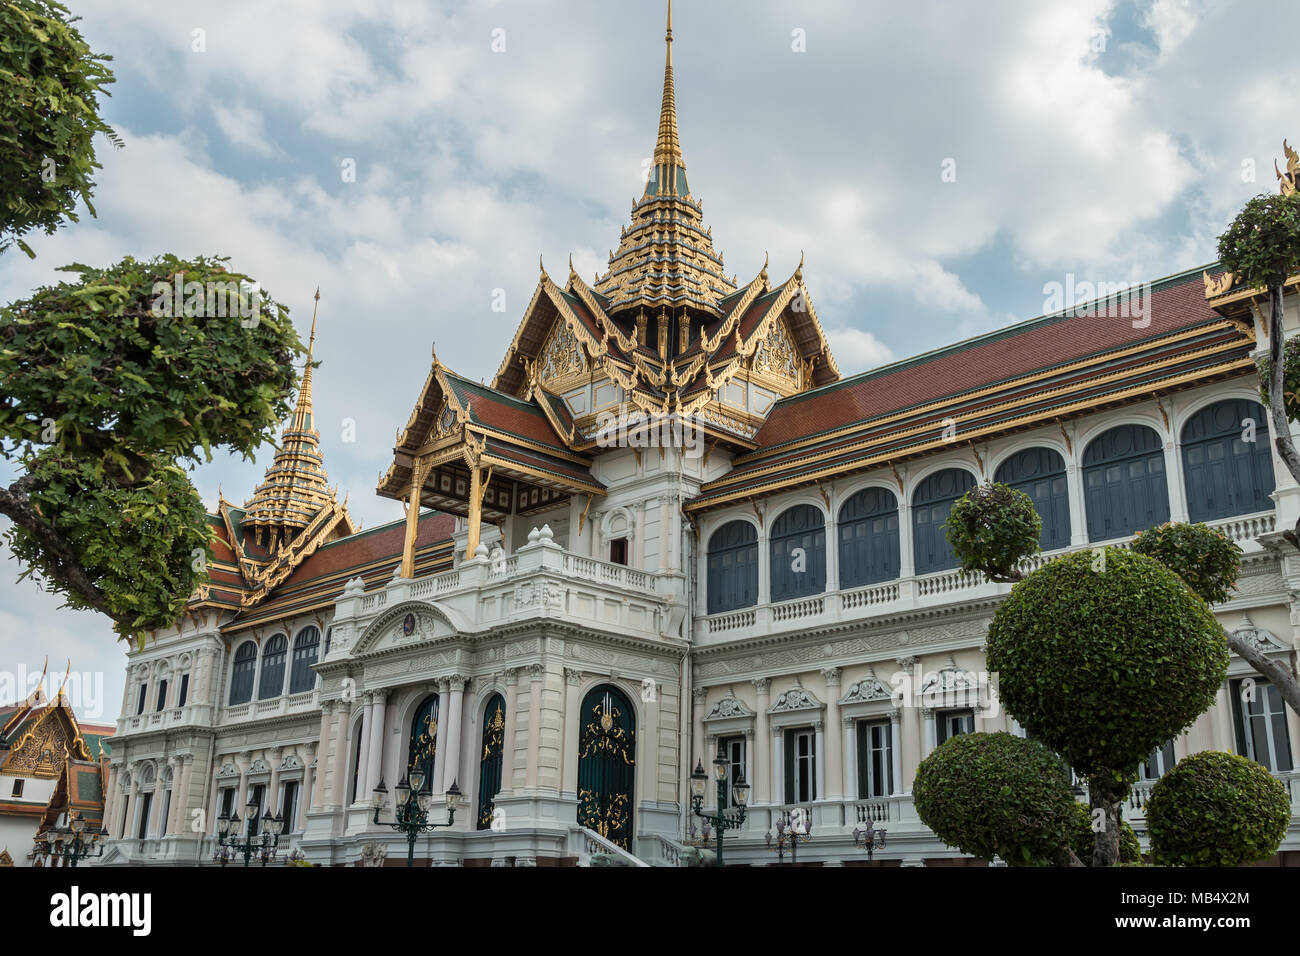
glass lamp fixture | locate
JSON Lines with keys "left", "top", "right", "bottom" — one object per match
{"left": 371, "top": 779, "right": 388, "bottom": 812}
{"left": 446, "top": 780, "right": 462, "bottom": 812}
{"left": 408, "top": 766, "right": 426, "bottom": 794}
{"left": 712, "top": 751, "right": 728, "bottom": 782}
{"left": 732, "top": 775, "right": 750, "bottom": 808}
{"left": 690, "top": 760, "right": 707, "bottom": 800}
{"left": 394, "top": 775, "right": 411, "bottom": 808}
{"left": 417, "top": 780, "right": 433, "bottom": 813}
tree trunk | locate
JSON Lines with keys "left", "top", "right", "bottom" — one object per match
{"left": 1088, "top": 776, "right": 1126, "bottom": 866}
{"left": 1257, "top": 282, "right": 1300, "bottom": 715}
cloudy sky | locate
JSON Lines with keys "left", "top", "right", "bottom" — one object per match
{"left": 1, "top": 0, "right": 1296, "bottom": 722}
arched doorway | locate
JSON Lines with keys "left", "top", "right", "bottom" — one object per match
{"left": 477, "top": 694, "right": 506, "bottom": 830}
{"left": 576, "top": 685, "right": 636, "bottom": 849}
{"left": 407, "top": 694, "right": 439, "bottom": 787}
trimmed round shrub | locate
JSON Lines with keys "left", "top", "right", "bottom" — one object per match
{"left": 913, "top": 731, "right": 1077, "bottom": 865}
{"left": 1067, "top": 802, "right": 1142, "bottom": 866}
{"left": 1132, "top": 522, "right": 1242, "bottom": 605}
{"left": 945, "top": 482, "right": 1041, "bottom": 581}
{"left": 1146, "top": 751, "right": 1290, "bottom": 866}
{"left": 986, "top": 548, "right": 1229, "bottom": 779}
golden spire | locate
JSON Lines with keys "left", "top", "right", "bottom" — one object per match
{"left": 241, "top": 288, "right": 334, "bottom": 546}
{"left": 653, "top": 0, "right": 682, "bottom": 169}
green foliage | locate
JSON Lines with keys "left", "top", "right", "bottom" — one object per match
{"left": 1066, "top": 802, "right": 1141, "bottom": 866}
{"left": 912, "top": 731, "right": 1077, "bottom": 866}
{"left": 1256, "top": 339, "right": 1300, "bottom": 422}
{"left": 986, "top": 548, "right": 1229, "bottom": 780}
{"left": 1132, "top": 522, "right": 1242, "bottom": 605}
{"left": 1146, "top": 751, "right": 1290, "bottom": 866}
{"left": 0, "top": 255, "right": 301, "bottom": 474}
{"left": 0, "top": 254, "right": 302, "bottom": 638}
{"left": 945, "top": 481, "right": 1042, "bottom": 581}
{"left": 5, "top": 450, "right": 212, "bottom": 636}
{"left": 1217, "top": 191, "right": 1300, "bottom": 290}
{"left": 0, "top": 0, "right": 120, "bottom": 257}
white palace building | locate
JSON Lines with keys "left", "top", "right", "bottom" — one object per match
{"left": 97, "top": 8, "right": 1300, "bottom": 867}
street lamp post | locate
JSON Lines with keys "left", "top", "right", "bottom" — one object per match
{"left": 372, "top": 768, "right": 460, "bottom": 867}
{"left": 214, "top": 794, "right": 282, "bottom": 867}
{"left": 765, "top": 812, "right": 812, "bottom": 865}
{"left": 853, "top": 820, "right": 888, "bottom": 862}
{"left": 33, "top": 811, "right": 106, "bottom": 867}
{"left": 688, "top": 747, "right": 750, "bottom": 867}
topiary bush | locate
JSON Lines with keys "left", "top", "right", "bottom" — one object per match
{"left": 1066, "top": 802, "right": 1141, "bottom": 866}
{"left": 913, "top": 731, "right": 1078, "bottom": 865}
{"left": 1132, "top": 522, "right": 1242, "bottom": 605}
{"left": 945, "top": 481, "right": 1042, "bottom": 582}
{"left": 1146, "top": 751, "right": 1290, "bottom": 866}
{"left": 986, "top": 546, "right": 1230, "bottom": 863}
{"left": 987, "top": 548, "right": 1228, "bottom": 779}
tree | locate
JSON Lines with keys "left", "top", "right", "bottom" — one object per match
{"left": 1218, "top": 186, "right": 1300, "bottom": 718}
{"left": 945, "top": 481, "right": 1041, "bottom": 583}
{"left": 0, "top": 255, "right": 302, "bottom": 640}
{"left": 985, "top": 548, "right": 1229, "bottom": 865}
{"left": 913, "top": 731, "right": 1083, "bottom": 866}
{"left": 0, "top": 0, "right": 121, "bottom": 258}
{"left": 1145, "top": 751, "right": 1290, "bottom": 866}
{"left": 1134, "top": 521, "right": 1300, "bottom": 720}
{"left": 1066, "top": 802, "right": 1141, "bottom": 867}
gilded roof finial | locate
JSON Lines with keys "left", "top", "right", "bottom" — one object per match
{"left": 653, "top": 0, "right": 683, "bottom": 169}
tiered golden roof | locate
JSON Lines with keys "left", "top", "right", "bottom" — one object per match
{"left": 241, "top": 291, "right": 339, "bottom": 550}
{"left": 593, "top": 0, "right": 736, "bottom": 318}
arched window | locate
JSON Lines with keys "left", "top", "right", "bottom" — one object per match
{"left": 913, "top": 469, "right": 976, "bottom": 574}
{"left": 707, "top": 521, "right": 759, "bottom": 614}
{"left": 257, "top": 635, "right": 288, "bottom": 700}
{"left": 994, "top": 448, "right": 1071, "bottom": 550}
{"left": 477, "top": 694, "right": 506, "bottom": 831}
{"left": 289, "top": 627, "right": 320, "bottom": 694}
{"left": 838, "top": 487, "right": 900, "bottom": 588}
{"left": 228, "top": 642, "right": 257, "bottom": 706}
{"left": 407, "top": 694, "right": 439, "bottom": 790}
{"left": 1182, "top": 399, "right": 1275, "bottom": 522}
{"left": 770, "top": 505, "right": 826, "bottom": 602}
{"left": 1082, "top": 424, "right": 1169, "bottom": 541}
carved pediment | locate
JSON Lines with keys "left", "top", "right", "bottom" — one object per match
{"left": 703, "top": 694, "right": 753, "bottom": 721}
{"left": 1232, "top": 615, "right": 1289, "bottom": 654}
{"left": 839, "top": 676, "right": 893, "bottom": 705}
{"left": 768, "top": 680, "right": 823, "bottom": 714}
{"left": 351, "top": 601, "right": 463, "bottom": 657}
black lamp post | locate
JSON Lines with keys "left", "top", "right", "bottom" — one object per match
{"left": 372, "top": 767, "right": 460, "bottom": 867}
{"left": 214, "top": 794, "right": 282, "bottom": 867}
{"left": 688, "top": 747, "right": 749, "bottom": 867}
{"left": 853, "top": 820, "right": 888, "bottom": 862}
{"left": 34, "top": 811, "right": 106, "bottom": 867}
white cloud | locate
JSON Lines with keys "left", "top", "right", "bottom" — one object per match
{"left": 825, "top": 327, "right": 896, "bottom": 376}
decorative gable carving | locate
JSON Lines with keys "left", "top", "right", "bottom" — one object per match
{"left": 1232, "top": 615, "right": 1289, "bottom": 654}
{"left": 703, "top": 695, "right": 753, "bottom": 721}
{"left": 767, "top": 680, "right": 822, "bottom": 714}
{"left": 839, "top": 676, "right": 894, "bottom": 705}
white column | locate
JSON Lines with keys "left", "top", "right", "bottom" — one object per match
{"left": 502, "top": 670, "right": 520, "bottom": 792}
{"left": 1163, "top": 436, "right": 1189, "bottom": 523}
{"left": 299, "top": 746, "right": 316, "bottom": 832}
{"left": 310, "top": 704, "right": 331, "bottom": 811}
{"left": 331, "top": 704, "right": 351, "bottom": 809}
{"left": 823, "top": 669, "right": 843, "bottom": 800}
{"left": 562, "top": 669, "right": 583, "bottom": 796}
{"left": 752, "top": 679, "right": 770, "bottom": 804}
{"left": 898, "top": 498, "right": 915, "bottom": 578}
{"left": 354, "top": 696, "right": 373, "bottom": 803}
{"left": 267, "top": 747, "right": 282, "bottom": 819}
{"left": 922, "top": 708, "right": 937, "bottom": 760}
{"left": 524, "top": 665, "right": 544, "bottom": 789}
{"left": 1065, "top": 460, "right": 1088, "bottom": 546}
{"left": 442, "top": 676, "right": 466, "bottom": 792}
{"left": 364, "top": 692, "right": 387, "bottom": 795}
{"left": 757, "top": 518, "right": 771, "bottom": 605}
{"left": 824, "top": 508, "right": 839, "bottom": 593}
{"left": 177, "top": 756, "right": 194, "bottom": 836}
{"left": 432, "top": 679, "right": 450, "bottom": 791}
{"left": 814, "top": 722, "right": 826, "bottom": 801}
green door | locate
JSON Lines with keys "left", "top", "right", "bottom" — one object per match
{"left": 477, "top": 694, "right": 506, "bottom": 829}
{"left": 576, "top": 685, "right": 636, "bottom": 849}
